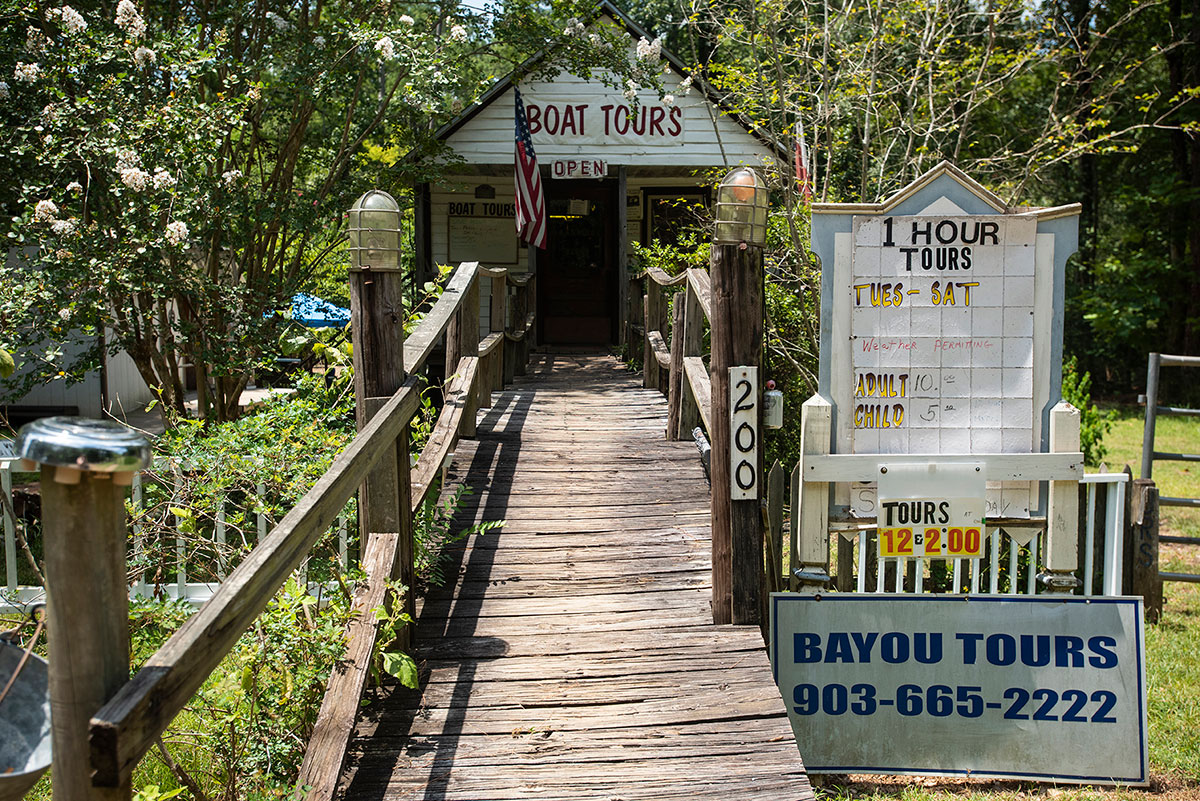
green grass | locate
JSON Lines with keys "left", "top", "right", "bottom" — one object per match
{"left": 1100, "top": 405, "right": 1200, "bottom": 539}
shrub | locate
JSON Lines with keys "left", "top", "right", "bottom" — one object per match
{"left": 1062, "top": 355, "right": 1114, "bottom": 467}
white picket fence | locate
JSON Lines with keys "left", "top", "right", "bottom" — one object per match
{"left": 839, "top": 472, "right": 1129, "bottom": 596}
{"left": 1, "top": 455, "right": 355, "bottom": 615}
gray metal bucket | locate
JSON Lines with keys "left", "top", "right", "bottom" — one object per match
{"left": 0, "top": 638, "right": 51, "bottom": 801}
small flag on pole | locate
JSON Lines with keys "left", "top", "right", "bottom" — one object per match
{"left": 794, "top": 120, "right": 812, "bottom": 202}
{"left": 514, "top": 88, "right": 547, "bottom": 249}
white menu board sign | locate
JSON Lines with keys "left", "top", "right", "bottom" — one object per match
{"left": 849, "top": 215, "right": 1037, "bottom": 516}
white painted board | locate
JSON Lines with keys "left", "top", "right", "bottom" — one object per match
{"left": 771, "top": 594, "right": 1148, "bottom": 785}
{"left": 729, "top": 366, "right": 758, "bottom": 500}
{"left": 848, "top": 214, "right": 1038, "bottom": 518}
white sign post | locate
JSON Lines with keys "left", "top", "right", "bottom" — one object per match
{"left": 771, "top": 594, "right": 1148, "bottom": 785}
{"left": 729, "top": 366, "right": 758, "bottom": 500}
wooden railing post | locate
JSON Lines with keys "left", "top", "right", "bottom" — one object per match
{"left": 489, "top": 274, "right": 507, "bottom": 402}
{"left": 349, "top": 259, "right": 412, "bottom": 640}
{"left": 643, "top": 284, "right": 665, "bottom": 390}
{"left": 676, "top": 273, "right": 706, "bottom": 440}
{"left": 13, "top": 418, "right": 149, "bottom": 801}
{"left": 1130, "top": 478, "right": 1162, "bottom": 622}
{"left": 666, "top": 299, "right": 686, "bottom": 439}
{"left": 447, "top": 274, "right": 480, "bottom": 438}
{"left": 513, "top": 278, "right": 530, "bottom": 376}
{"left": 709, "top": 243, "right": 764, "bottom": 626}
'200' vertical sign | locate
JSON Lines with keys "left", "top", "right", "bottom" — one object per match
{"left": 730, "top": 366, "right": 759, "bottom": 500}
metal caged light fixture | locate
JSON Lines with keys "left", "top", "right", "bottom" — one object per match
{"left": 347, "top": 189, "right": 402, "bottom": 271}
{"left": 713, "top": 167, "right": 768, "bottom": 247}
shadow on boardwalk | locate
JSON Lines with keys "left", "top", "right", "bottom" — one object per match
{"left": 340, "top": 354, "right": 811, "bottom": 801}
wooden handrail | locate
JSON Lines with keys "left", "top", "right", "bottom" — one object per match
{"left": 647, "top": 330, "right": 670, "bottom": 369}
{"left": 87, "top": 260, "right": 540, "bottom": 791}
{"left": 683, "top": 356, "right": 712, "bottom": 434}
{"left": 410, "top": 356, "right": 480, "bottom": 509}
{"left": 404, "top": 262, "right": 479, "bottom": 376}
{"left": 644, "top": 265, "right": 688, "bottom": 287}
{"left": 89, "top": 377, "right": 422, "bottom": 786}
{"left": 686, "top": 268, "right": 711, "bottom": 323}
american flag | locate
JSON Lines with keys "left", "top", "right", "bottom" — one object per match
{"left": 794, "top": 119, "right": 813, "bottom": 202}
{"left": 514, "top": 88, "right": 547, "bottom": 249}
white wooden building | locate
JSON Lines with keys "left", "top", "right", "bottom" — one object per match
{"left": 416, "top": 1, "right": 783, "bottom": 346}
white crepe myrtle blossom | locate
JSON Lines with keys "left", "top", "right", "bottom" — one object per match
{"left": 26, "top": 27, "right": 48, "bottom": 53}
{"left": 265, "top": 11, "right": 291, "bottom": 32}
{"left": 661, "top": 94, "right": 675, "bottom": 106}
{"left": 635, "top": 36, "right": 661, "bottom": 61}
{"left": 66, "top": 181, "right": 82, "bottom": 194}
{"left": 0, "top": 81, "right": 9, "bottom": 100}
{"left": 115, "top": 147, "right": 140, "bottom": 171}
{"left": 152, "top": 169, "right": 175, "bottom": 189}
{"left": 623, "top": 79, "right": 639, "bottom": 101}
{"left": 375, "top": 36, "right": 396, "bottom": 60}
{"left": 57, "top": 308, "right": 71, "bottom": 321}
{"left": 133, "top": 47, "right": 156, "bottom": 67}
{"left": 120, "top": 167, "right": 150, "bottom": 191}
{"left": 51, "top": 219, "right": 77, "bottom": 237}
{"left": 115, "top": 1, "right": 146, "bottom": 39}
{"left": 34, "top": 200, "right": 59, "bottom": 223}
{"left": 449, "top": 25, "right": 467, "bottom": 42}
{"left": 221, "top": 169, "right": 243, "bottom": 187}
{"left": 14, "top": 63, "right": 40, "bottom": 83}
{"left": 563, "top": 18, "right": 585, "bottom": 36}
{"left": 312, "top": 35, "right": 326, "bottom": 47}
{"left": 679, "top": 75, "right": 694, "bottom": 95}
{"left": 399, "top": 14, "right": 415, "bottom": 25}
{"left": 60, "top": 6, "right": 87, "bottom": 35}
{"left": 165, "top": 220, "right": 189, "bottom": 246}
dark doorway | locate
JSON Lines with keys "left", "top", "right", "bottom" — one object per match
{"left": 538, "top": 179, "right": 617, "bottom": 345}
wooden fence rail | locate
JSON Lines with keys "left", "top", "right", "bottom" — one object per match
{"left": 85, "top": 261, "right": 535, "bottom": 795}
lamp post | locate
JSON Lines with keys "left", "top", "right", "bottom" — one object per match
{"left": 709, "top": 167, "right": 768, "bottom": 626}
{"left": 346, "top": 190, "right": 413, "bottom": 641}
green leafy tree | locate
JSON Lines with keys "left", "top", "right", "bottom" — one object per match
{"left": 0, "top": 0, "right": 656, "bottom": 424}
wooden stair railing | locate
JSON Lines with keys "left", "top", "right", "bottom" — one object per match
{"left": 86, "top": 262, "right": 536, "bottom": 797}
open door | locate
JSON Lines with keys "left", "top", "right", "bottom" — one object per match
{"left": 538, "top": 180, "right": 618, "bottom": 345}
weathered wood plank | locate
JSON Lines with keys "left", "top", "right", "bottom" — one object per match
{"left": 295, "top": 532, "right": 399, "bottom": 801}
{"left": 683, "top": 356, "right": 712, "bottom": 434}
{"left": 404, "top": 262, "right": 478, "bottom": 375}
{"left": 338, "top": 354, "right": 809, "bottom": 801}
{"left": 687, "top": 267, "right": 712, "bottom": 322}
{"left": 409, "top": 356, "right": 479, "bottom": 509}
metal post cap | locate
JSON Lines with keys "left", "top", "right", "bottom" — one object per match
{"left": 15, "top": 417, "right": 151, "bottom": 473}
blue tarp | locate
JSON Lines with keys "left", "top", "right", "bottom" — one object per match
{"left": 291, "top": 293, "right": 350, "bottom": 328}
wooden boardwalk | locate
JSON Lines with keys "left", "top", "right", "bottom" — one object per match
{"left": 340, "top": 353, "right": 812, "bottom": 801}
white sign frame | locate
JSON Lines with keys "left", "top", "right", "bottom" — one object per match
{"left": 729, "top": 366, "right": 758, "bottom": 500}
{"left": 771, "top": 594, "right": 1148, "bottom": 785}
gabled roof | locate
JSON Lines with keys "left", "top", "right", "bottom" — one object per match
{"left": 432, "top": 0, "right": 787, "bottom": 163}
{"left": 813, "top": 160, "right": 1081, "bottom": 220}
